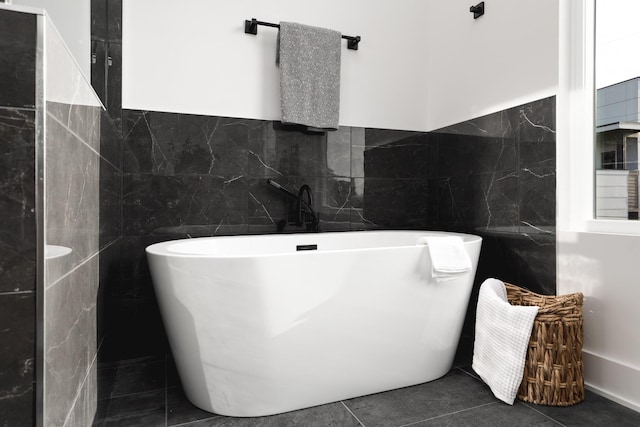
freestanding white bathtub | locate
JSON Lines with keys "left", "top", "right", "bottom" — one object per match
{"left": 146, "top": 230, "right": 482, "bottom": 417}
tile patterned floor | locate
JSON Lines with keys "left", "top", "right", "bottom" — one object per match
{"left": 93, "top": 355, "right": 640, "bottom": 427}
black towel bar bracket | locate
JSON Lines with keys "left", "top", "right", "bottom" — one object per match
{"left": 244, "top": 18, "right": 361, "bottom": 50}
{"left": 470, "top": 2, "right": 485, "bottom": 19}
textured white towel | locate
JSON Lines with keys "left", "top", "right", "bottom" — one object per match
{"left": 472, "top": 278, "right": 538, "bottom": 404}
{"left": 277, "top": 21, "right": 341, "bottom": 131}
{"left": 421, "top": 236, "right": 471, "bottom": 281}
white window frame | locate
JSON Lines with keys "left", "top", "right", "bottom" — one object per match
{"left": 558, "top": 0, "right": 640, "bottom": 235}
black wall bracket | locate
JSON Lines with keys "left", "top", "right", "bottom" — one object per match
{"left": 470, "top": 2, "right": 485, "bottom": 19}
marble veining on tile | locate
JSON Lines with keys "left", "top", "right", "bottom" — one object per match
{"left": 46, "top": 113, "right": 101, "bottom": 286}
{"left": 47, "top": 102, "right": 102, "bottom": 152}
{"left": 45, "top": 256, "right": 99, "bottom": 427}
{"left": 123, "top": 110, "right": 255, "bottom": 176}
{"left": 0, "top": 108, "right": 36, "bottom": 293}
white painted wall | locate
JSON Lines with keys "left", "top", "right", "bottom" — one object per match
{"left": 122, "top": 0, "right": 559, "bottom": 132}
{"left": 11, "top": 0, "right": 91, "bottom": 77}
{"left": 122, "top": 0, "right": 431, "bottom": 131}
{"left": 558, "top": 231, "right": 640, "bottom": 412}
{"left": 557, "top": 0, "right": 640, "bottom": 412}
{"left": 424, "top": 0, "right": 558, "bottom": 130}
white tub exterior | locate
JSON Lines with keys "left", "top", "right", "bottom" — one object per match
{"left": 146, "top": 230, "right": 482, "bottom": 417}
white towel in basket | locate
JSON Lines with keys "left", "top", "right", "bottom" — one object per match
{"left": 472, "top": 278, "right": 539, "bottom": 404}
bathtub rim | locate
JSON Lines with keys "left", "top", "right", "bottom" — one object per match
{"left": 145, "top": 229, "right": 482, "bottom": 259}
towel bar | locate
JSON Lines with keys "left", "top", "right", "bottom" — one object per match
{"left": 244, "top": 18, "right": 361, "bottom": 50}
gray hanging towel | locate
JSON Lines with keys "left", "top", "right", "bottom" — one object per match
{"left": 277, "top": 21, "right": 341, "bottom": 131}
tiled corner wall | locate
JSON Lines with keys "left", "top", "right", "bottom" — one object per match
{"left": 101, "top": 97, "right": 555, "bottom": 362}
{"left": 430, "top": 97, "right": 556, "bottom": 344}
{"left": 0, "top": 8, "right": 37, "bottom": 425}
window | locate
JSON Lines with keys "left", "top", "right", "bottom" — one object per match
{"left": 595, "top": 0, "right": 640, "bottom": 220}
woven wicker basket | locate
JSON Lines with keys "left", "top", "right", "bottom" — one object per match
{"left": 504, "top": 283, "right": 585, "bottom": 406}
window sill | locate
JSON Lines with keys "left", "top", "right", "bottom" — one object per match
{"left": 584, "top": 218, "right": 640, "bottom": 236}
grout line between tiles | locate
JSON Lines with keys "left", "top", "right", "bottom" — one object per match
{"left": 170, "top": 417, "right": 222, "bottom": 427}
{"left": 397, "top": 402, "right": 498, "bottom": 427}
{"left": 455, "top": 366, "right": 481, "bottom": 381}
{"left": 96, "top": 386, "right": 167, "bottom": 403}
{"left": 456, "top": 366, "right": 567, "bottom": 427}
{"left": 522, "top": 403, "right": 568, "bottom": 426}
{"left": 341, "top": 401, "right": 366, "bottom": 427}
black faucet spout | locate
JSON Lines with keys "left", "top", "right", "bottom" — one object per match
{"left": 296, "top": 184, "right": 314, "bottom": 226}
{"left": 266, "top": 179, "right": 319, "bottom": 232}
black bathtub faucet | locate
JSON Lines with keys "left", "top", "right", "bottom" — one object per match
{"left": 266, "top": 179, "right": 320, "bottom": 232}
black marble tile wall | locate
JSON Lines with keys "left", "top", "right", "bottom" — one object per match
{"left": 0, "top": 8, "right": 37, "bottom": 425}
{"left": 0, "top": 10, "right": 36, "bottom": 109}
{"left": 430, "top": 97, "right": 556, "bottom": 351}
{"left": 430, "top": 96, "right": 556, "bottom": 295}
{"left": 0, "top": 109, "right": 37, "bottom": 293}
{"left": 0, "top": 293, "right": 36, "bottom": 425}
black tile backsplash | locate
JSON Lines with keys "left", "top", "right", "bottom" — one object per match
{"left": 122, "top": 174, "right": 249, "bottom": 236}
{"left": 123, "top": 111, "right": 253, "bottom": 176}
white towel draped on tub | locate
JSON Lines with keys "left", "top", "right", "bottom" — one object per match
{"left": 277, "top": 21, "right": 341, "bottom": 131}
{"left": 472, "top": 278, "right": 538, "bottom": 405}
{"left": 420, "top": 236, "right": 471, "bottom": 281}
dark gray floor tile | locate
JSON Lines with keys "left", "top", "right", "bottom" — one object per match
{"left": 101, "top": 408, "right": 166, "bottom": 427}
{"left": 526, "top": 390, "right": 640, "bottom": 427}
{"left": 414, "top": 401, "right": 560, "bottom": 426}
{"left": 94, "top": 388, "right": 165, "bottom": 423}
{"left": 110, "top": 358, "right": 166, "bottom": 397}
{"left": 167, "top": 386, "right": 219, "bottom": 426}
{"left": 343, "top": 369, "right": 496, "bottom": 427}
{"left": 177, "top": 402, "right": 361, "bottom": 426}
